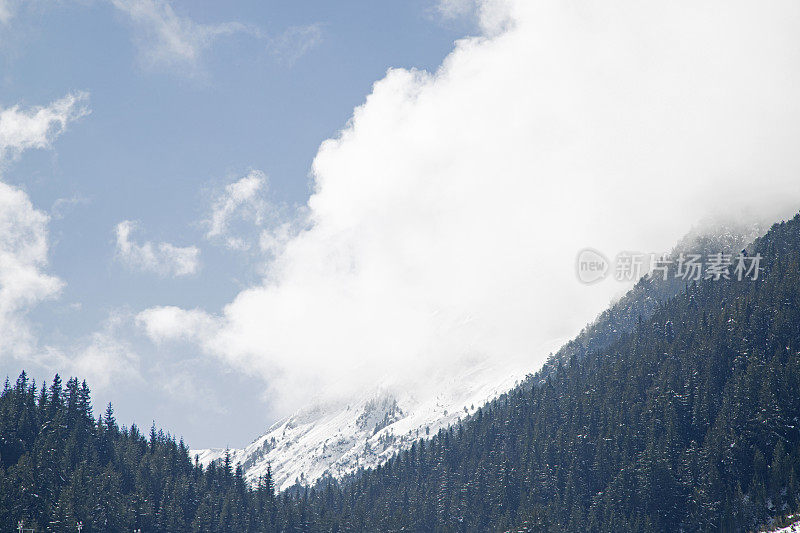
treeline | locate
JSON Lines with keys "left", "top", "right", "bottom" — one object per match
{"left": 0, "top": 373, "right": 316, "bottom": 532}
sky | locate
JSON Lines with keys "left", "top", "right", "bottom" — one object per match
{"left": 0, "top": 0, "right": 473, "bottom": 445}
{"left": 2, "top": 0, "right": 800, "bottom": 448}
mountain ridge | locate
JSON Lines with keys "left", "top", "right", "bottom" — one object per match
{"left": 192, "top": 220, "right": 766, "bottom": 493}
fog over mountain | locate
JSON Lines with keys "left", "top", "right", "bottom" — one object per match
{"left": 138, "top": 0, "right": 800, "bottom": 421}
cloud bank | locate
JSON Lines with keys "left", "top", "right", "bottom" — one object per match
{"left": 140, "top": 0, "right": 800, "bottom": 414}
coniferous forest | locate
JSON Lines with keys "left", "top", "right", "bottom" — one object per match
{"left": 0, "top": 374, "right": 287, "bottom": 531}
{"left": 4, "top": 213, "right": 800, "bottom": 531}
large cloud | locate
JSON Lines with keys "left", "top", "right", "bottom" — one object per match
{"left": 140, "top": 0, "right": 800, "bottom": 413}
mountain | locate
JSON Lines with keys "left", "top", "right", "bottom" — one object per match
{"left": 297, "top": 212, "right": 800, "bottom": 531}
{"left": 193, "top": 220, "right": 765, "bottom": 493}
{"left": 192, "top": 361, "right": 531, "bottom": 492}
{"left": 4, "top": 214, "right": 797, "bottom": 532}
{"left": 540, "top": 218, "right": 766, "bottom": 378}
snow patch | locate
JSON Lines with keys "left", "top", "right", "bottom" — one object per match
{"left": 761, "top": 516, "right": 800, "bottom": 533}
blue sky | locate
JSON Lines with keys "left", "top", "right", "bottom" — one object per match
{"left": 8, "top": 1, "right": 466, "bottom": 322}
{"left": 0, "top": 0, "right": 472, "bottom": 445}
{"left": 3, "top": 0, "right": 800, "bottom": 450}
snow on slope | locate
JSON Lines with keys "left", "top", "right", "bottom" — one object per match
{"left": 761, "top": 516, "right": 800, "bottom": 533}
{"left": 191, "top": 361, "right": 531, "bottom": 491}
{"left": 190, "top": 223, "right": 767, "bottom": 492}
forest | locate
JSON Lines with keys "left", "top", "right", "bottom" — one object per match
{"left": 3, "top": 214, "right": 800, "bottom": 531}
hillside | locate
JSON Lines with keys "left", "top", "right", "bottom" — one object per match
{"left": 191, "top": 362, "right": 529, "bottom": 492}
{"left": 296, "top": 212, "right": 800, "bottom": 531}
{"left": 192, "top": 221, "right": 763, "bottom": 494}
{"left": 3, "top": 214, "right": 796, "bottom": 531}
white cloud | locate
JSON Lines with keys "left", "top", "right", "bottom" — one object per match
{"left": 0, "top": 92, "right": 90, "bottom": 162}
{"left": 204, "top": 171, "right": 301, "bottom": 258}
{"left": 154, "top": 366, "right": 228, "bottom": 415}
{"left": 109, "top": 0, "right": 252, "bottom": 71}
{"left": 0, "top": 0, "right": 14, "bottom": 24}
{"left": 258, "top": 220, "right": 298, "bottom": 258}
{"left": 268, "top": 24, "right": 322, "bottom": 65}
{"left": 436, "top": 0, "right": 512, "bottom": 35}
{"left": 205, "top": 170, "right": 270, "bottom": 251}
{"left": 5, "top": 1, "right": 318, "bottom": 72}
{"left": 115, "top": 220, "right": 200, "bottom": 277}
{"left": 38, "top": 313, "right": 142, "bottom": 390}
{"left": 142, "top": 0, "right": 800, "bottom": 414}
{"left": 0, "top": 93, "right": 137, "bottom": 392}
{"left": 68, "top": 330, "right": 141, "bottom": 390}
{"left": 51, "top": 194, "right": 91, "bottom": 220}
{"left": 437, "top": 0, "right": 478, "bottom": 20}
{"left": 0, "top": 182, "right": 64, "bottom": 357}
{"left": 0, "top": 93, "right": 88, "bottom": 361}
{"left": 136, "top": 306, "right": 217, "bottom": 344}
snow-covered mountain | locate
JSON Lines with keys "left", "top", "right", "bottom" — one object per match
{"left": 191, "top": 222, "right": 769, "bottom": 493}
{"left": 191, "top": 361, "right": 531, "bottom": 492}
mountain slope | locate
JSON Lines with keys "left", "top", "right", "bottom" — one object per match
{"left": 539, "top": 219, "right": 765, "bottom": 378}
{"left": 4, "top": 217, "right": 790, "bottom": 532}
{"left": 297, "top": 212, "right": 800, "bottom": 532}
{"left": 192, "top": 362, "right": 530, "bottom": 491}
{"left": 761, "top": 516, "right": 800, "bottom": 533}
{"left": 194, "top": 221, "right": 763, "bottom": 493}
